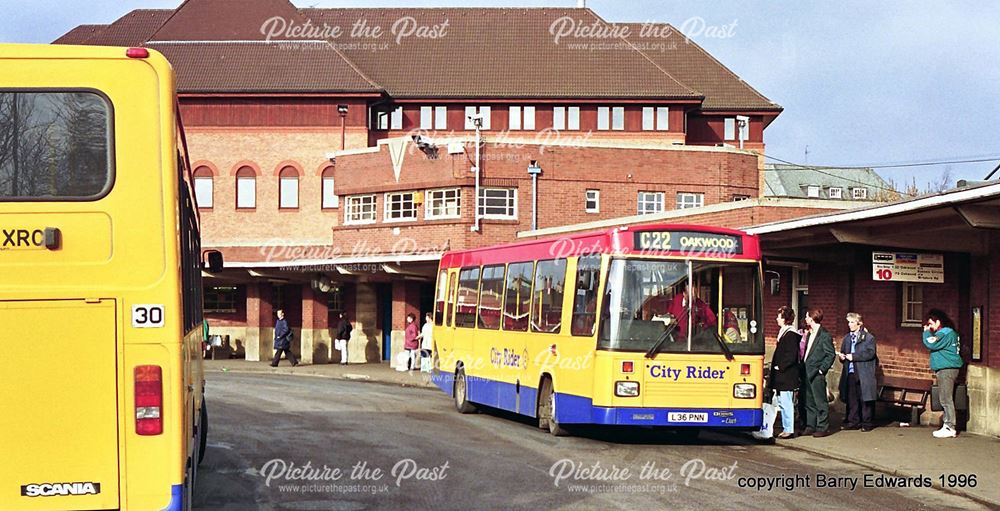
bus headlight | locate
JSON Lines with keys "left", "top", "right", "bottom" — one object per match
{"left": 615, "top": 381, "right": 640, "bottom": 397}
{"left": 733, "top": 383, "right": 756, "bottom": 399}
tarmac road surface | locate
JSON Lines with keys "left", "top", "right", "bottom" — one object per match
{"left": 193, "top": 372, "right": 989, "bottom": 511}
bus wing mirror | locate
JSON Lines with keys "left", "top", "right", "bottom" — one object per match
{"left": 203, "top": 250, "right": 224, "bottom": 273}
{"left": 769, "top": 277, "right": 780, "bottom": 296}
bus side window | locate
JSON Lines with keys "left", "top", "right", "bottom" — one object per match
{"left": 503, "top": 262, "right": 533, "bottom": 332}
{"left": 571, "top": 255, "right": 602, "bottom": 336}
{"left": 446, "top": 272, "right": 457, "bottom": 327}
{"left": 477, "top": 265, "right": 505, "bottom": 330}
{"left": 532, "top": 259, "right": 567, "bottom": 334}
{"left": 455, "top": 267, "right": 480, "bottom": 328}
{"left": 434, "top": 270, "right": 447, "bottom": 326}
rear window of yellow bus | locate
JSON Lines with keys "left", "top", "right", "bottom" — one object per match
{"left": 0, "top": 90, "right": 112, "bottom": 200}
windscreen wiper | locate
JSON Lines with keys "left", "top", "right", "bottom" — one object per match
{"left": 707, "top": 327, "right": 736, "bottom": 361}
{"left": 644, "top": 307, "right": 686, "bottom": 359}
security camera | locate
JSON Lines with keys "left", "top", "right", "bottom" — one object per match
{"left": 467, "top": 112, "right": 485, "bottom": 121}
{"left": 735, "top": 115, "right": 749, "bottom": 125}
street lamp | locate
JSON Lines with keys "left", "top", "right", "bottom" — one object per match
{"left": 470, "top": 113, "right": 484, "bottom": 232}
{"left": 527, "top": 160, "right": 542, "bottom": 231}
{"left": 338, "top": 104, "right": 349, "bottom": 150}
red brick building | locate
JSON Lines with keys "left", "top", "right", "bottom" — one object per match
{"left": 56, "top": 0, "right": 783, "bottom": 365}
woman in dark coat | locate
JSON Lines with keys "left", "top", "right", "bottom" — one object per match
{"left": 770, "top": 306, "right": 801, "bottom": 438}
{"left": 838, "top": 312, "right": 878, "bottom": 431}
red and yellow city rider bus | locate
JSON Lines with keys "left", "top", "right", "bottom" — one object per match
{"left": 432, "top": 224, "right": 764, "bottom": 436}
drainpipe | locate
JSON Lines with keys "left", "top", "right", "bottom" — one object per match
{"left": 472, "top": 116, "right": 483, "bottom": 232}
{"left": 527, "top": 161, "right": 542, "bottom": 231}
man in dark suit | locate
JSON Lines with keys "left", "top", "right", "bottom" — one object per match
{"left": 802, "top": 308, "right": 836, "bottom": 437}
{"left": 838, "top": 312, "right": 878, "bottom": 431}
{"left": 270, "top": 309, "right": 298, "bottom": 367}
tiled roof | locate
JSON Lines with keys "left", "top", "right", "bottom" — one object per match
{"left": 52, "top": 24, "right": 106, "bottom": 44}
{"left": 623, "top": 23, "right": 780, "bottom": 112}
{"left": 147, "top": 41, "right": 381, "bottom": 93}
{"left": 51, "top": 1, "right": 778, "bottom": 109}
{"left": 764, "top": 164, "right": 890, "bottom": 198}
{"left": 302, "top": 8, "right": 700, "bottom": 99}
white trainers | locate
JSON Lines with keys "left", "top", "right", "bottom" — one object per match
{"left": 932, "top": 425, "right": 957, "bottom": 438}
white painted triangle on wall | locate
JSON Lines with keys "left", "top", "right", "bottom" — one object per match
{"left": 386, "top": 138, "right": 408, "bottom": 183}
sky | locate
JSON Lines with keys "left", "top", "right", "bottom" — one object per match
{"left": 3, "top": 0, "right": 999, "bottom": 190}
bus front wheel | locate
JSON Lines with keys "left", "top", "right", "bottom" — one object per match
{"left": 454, "top": 368, "right": 477, "bottom": 414}
{"left": 538, "top": 378, "right": 569, "bottom": 437}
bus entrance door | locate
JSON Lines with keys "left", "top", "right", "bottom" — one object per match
{"left": 0, "top": 299, "right": 120, "bottom": 511}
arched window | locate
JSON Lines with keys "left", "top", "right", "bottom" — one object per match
{"left": 193, "top": 166, "right": 214, "bottom": 208}
{"left": 279, "top": 166, "right": 299, "bottom": 209}
{"left": 236, "top": 166, "right": 256, "bottom": 209}
{"left": 321, "top": 166, "right": 338, "bottom": 209}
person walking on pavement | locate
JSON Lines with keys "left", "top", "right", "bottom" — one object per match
{"left": 801, "top": 308, "right": 835, "bottom": 437}
{"left": 771, "top": 306, "right": 801, "bottom": 439}
{"left": 334, "top": 311, "right": 353, "bottom": 365}
{"left": 838, "top": 312, "right": 878, "bottom": 432}
{"left": 416, "top": 311, "right": 434, "bottom": 373}
{"left": 404, "top": 313, "right": 420, "bottom": 372}
{"left": 271, "top": 309, "right": 298, "bottom": 367}
{"left": 922, "top": 309, "right": 964, "bottom": 438}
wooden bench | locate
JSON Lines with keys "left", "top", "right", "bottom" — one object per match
{"left": 877, "top": 376, "right": 932, "bottom": 424}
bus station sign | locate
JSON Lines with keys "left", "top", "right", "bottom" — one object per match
{"left": 872, "top": 251, "right": 944, "bottom": 283}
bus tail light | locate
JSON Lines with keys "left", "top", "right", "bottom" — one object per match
{"left": 621, "top": 361, "right": 634, "bottom": 373}
{"left": 733, "top": 383, "right": 756, "bottom": 399}
{"left": 615, "top": 381, "right": 640, "bottom": 397}
{"left": 741, "top": 364, "right": 751, "bottom": 375}
{"left": 135, "top": 365, "right": 163, "bottom": 435}
{"left": 126, "top": 47, "right": 149, "bottom": 58}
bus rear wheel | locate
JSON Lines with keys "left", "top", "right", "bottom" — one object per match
{"left": 538, "top": 378, "right": 569, "bottom": 437}
{"left": 454, "top": 368, "right": 477, "bottom": 414}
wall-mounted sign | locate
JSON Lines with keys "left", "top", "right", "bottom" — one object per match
{"left": 872, "top": 251, "right": 944, "bottom": 283}
{"left": 972, "top": 306, "right": 982, "bottom": 362}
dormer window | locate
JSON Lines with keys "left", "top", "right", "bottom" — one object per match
{"left": 852, "top": 187, "right": 868, "bottom": 200}
{"left": 806, "top": 185, "right": 820, "bottom": 198}
{"left": 828, "top": 187, "right": 843, "bottom": 199}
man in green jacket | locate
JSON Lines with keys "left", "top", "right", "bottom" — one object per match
{"left": 802, "top": 308, "right": 836, "bottom": 437}
{"left": 922, "top": 309, "right": 964, "bottom": 438}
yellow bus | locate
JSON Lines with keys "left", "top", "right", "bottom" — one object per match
{"left": 433, "top": 224, "right": 764, "bottom": 436}
{"left": 0, "top": 44, "right": 221, "bottom": 510}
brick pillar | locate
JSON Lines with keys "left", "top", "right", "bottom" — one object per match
{"left": 389, "top": 280, "right": 422, "bottom": 368}
{"left": 244, "top": 283, "right": 273, "bottom": 361}
{"left": 300, "top": 286, "right": 331, "bottom": 364}
{"left": 354, "top": 283, "right": 378, "bottom": 363}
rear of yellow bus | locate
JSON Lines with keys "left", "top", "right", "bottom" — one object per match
{"left": 0, "top": 44, "right": 201, "bottom": 510}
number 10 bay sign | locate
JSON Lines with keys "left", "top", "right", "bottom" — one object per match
{"left": 872, "top": 251, "right": 944, "bottom": 283}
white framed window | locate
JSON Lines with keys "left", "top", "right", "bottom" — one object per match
{"left": 464, "top": 106, "right": 492, "bottom": 130}
{"left": 374, "top": 106, "right": 403, "bottom": 130}
{"left": 345, "top": 194, "right": 377, "bottom": 224}
{"left": 585, "top": 189, "right": 599, "bottom": 213}
{"left": 828, "top": 187, "right": 843, "bottom": 199}
{"left": 279, "top": 168, "right": 299, "bottom": 209}
{"left": 508, "top": 106, "right": 535, "bottom": 130}
{"left": 642, "top": 107, "right": 669, "bottom": 131}
{"left": 901, "top": 283, "right": 923, "bottom": 326}
{"left": 553, "top": 106, "right": 579, "bottom": 131}
{"left": 676, "top": 192, "right": 704, "bottom": 209}
{"left": 478, "top": 188, "right": 517, "bottom": 219}
{"left": 236, "top": 167, "right": 256, "bottom": 209}
{"left": 194, "top": 176, "right": 213, "bottom": 208}
{"left": 420, "top": 106, "right": 447, "bottom": 130}
{"left": 598, "top": 107, "right": 609, "bottom": 130}
{"left": 852, "top": 187, "right": 868, "bottom": 200}
{"left": 321, "top": 169, "right": 338, "bottom": 209}
{"left": 724, "top": 118, "right": 736, "bottom": 140}
{"left": 732, "top": 194, "right": 751, "bottom": 201}
{"left": 806, "top": 185, "right": 821, "bottom": 198}
{"left": 637, "top": 191, "right": 664, "bottom": 215}
{"left": 384, "top": 191, "right": 417, "bottom": 222}
{"left": 597, "top": 107, "right": 623, "bottom": 130}
{"left": 426, "top": 188, "right": 461, "bottom": 219}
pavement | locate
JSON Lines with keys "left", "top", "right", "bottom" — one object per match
{"left": 204, "top": 359, "right": 1000, "bottom": 507}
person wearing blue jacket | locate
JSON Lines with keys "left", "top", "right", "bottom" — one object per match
{"left": 270, "top": 309, "right": 299, "bottom": 367}
{"left": 922, "top": 309, "right": 963, "bottom": 438}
